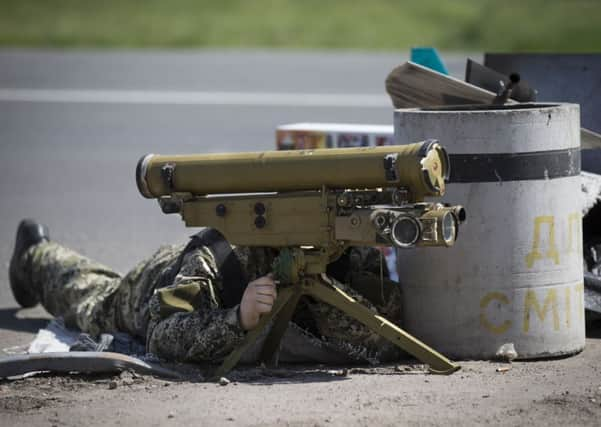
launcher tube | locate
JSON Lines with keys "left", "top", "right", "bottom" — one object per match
{"left": 136, "top": 140, "right": 449, "bottom": 199}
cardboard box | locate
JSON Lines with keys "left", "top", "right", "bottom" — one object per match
{"left": 276, "top": 123, "right": 394, "bottom": 150}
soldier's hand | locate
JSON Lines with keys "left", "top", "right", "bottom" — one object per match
{"left": 239, "top": 274, "right": 278, "bottom": 331}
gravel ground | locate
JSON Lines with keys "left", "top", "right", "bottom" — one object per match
{"left": 2, "top": 333, "right": 601, "bottom": 426}
{"left": 1, "top": 50, "right": 599, "bottom": 426}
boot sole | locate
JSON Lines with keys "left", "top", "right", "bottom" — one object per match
{"left": 9, "top": 250, "right": 39, "bottom": 308}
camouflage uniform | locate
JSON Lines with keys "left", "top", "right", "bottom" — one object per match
{"left": 21, "top": 239, "right": 403, "bottom": 364}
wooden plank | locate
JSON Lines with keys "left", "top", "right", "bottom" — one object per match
{"left": 385, "top": 61, "right": 496, "bottom": 108}
{"left": 385, "top": 61, "right": 601, "bottom": 150}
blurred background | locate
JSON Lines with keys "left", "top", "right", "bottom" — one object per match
{"left": 1, "top": 0, "right": 600, "bottom": 51}
{"left": 0, "top": 0, "right": 600, "bottom": 336}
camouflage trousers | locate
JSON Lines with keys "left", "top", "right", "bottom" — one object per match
{"left": 24, "top": 241, "right": 180, "bottom": 338}
{"left": 22, "top": 241, "right": 404, "bottom": 363}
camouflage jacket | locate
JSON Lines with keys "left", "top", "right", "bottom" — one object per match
{"left": 144, "top": 245, "right": 402, "bottom": 365}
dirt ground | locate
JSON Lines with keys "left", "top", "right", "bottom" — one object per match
{"left": 2, "top": 328, "right": 601, "bottom": 426}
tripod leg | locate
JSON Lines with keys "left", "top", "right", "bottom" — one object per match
{"left": 304, "top": 276, "right": 460, "bottom": 375}
{"left": 258, "top": 285, "right": 303, "bottom": 366}
{"left": 210, "top": 286, "right": 297, "bottom": 381}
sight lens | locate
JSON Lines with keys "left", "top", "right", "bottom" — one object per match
{"left": 442, "top": 211, "right": 456, "bottom": 244}
{"left": 391, "top": 216, "right": 420, "bottom": 248}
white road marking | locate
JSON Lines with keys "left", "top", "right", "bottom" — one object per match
{"left": 0, "top": 89, "right": 390, "bottom": 108}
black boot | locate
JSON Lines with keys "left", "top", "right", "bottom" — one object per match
{"left": 9, "top": 219, "right": 50, "bottom": 308}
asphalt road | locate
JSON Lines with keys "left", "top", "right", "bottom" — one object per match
{"left": 4, "top": 51, "right": 601, "bottom": 427}
{"left": 0, "top": 49, "right": 475, "bottom": 350}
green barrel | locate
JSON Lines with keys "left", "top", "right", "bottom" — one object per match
{"left": 136, "top": 140, "right": 449, "bottom": 199}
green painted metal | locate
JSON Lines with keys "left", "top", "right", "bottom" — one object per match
{"left": 305, "top": 275, "right": 459, "bottom": 374}
{"left": 210, "top": 286, "right": 297, "bottom": 381}
{"left": 137, "top": 140, "right": 449, "bottom": 200}
{"left": 258, "top": 285, "right": 303, "bottom": 365}
{"left": 138, "top": 143, "right": 465, "bottom": 379}
{"left": 211, "top": 248, "right": 460, "bottom": 379}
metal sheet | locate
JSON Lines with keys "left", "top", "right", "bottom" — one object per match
{"left": 485, "top": 54, "right": 601, "bottom": 173}
{"left": 465, "top": 59, "right": 537, "bottom": 102}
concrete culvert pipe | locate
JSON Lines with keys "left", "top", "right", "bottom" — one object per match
{"left": 395, "top": 103, "right": 584, "bottom": 359}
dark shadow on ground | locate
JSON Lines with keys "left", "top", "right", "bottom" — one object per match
{"left": 141, "top": 362, "right": 426, "bottom": 385}
{"left": 0, "top": 308, "right": 49, "bottom": 333}
{"left": 221, "top": 363, "right": 426, "bottom": 385}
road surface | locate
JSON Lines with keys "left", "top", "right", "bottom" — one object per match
{"left": 3, "top": 50, "right": 600, "bottom": 427}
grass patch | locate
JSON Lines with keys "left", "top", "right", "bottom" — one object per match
{"left": 0, "top": 0, "right": 600, "bottom": 51}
